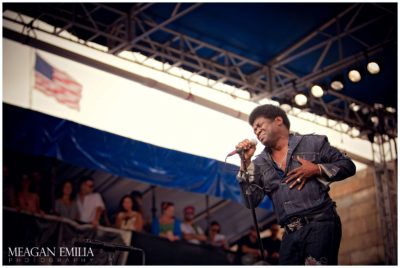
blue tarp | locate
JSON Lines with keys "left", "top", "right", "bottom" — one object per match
{"left": 3, "top": 103, "right": 272, "bottom": 210}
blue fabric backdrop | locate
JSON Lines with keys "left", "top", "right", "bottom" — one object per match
{"left": 3, "top": 103, "right": 272, "bottom": 209}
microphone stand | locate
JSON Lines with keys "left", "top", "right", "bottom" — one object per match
{"left": 239, "top": 151, "right": 266, "bottom": 262}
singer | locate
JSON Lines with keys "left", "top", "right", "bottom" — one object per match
{"left": 236, "top": 104, "right": 356, "bottom": 265}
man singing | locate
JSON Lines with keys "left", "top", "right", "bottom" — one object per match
{"left": 236, "top": 104, "right": 356, "bottom": 265}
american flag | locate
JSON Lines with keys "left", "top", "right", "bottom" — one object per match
{"left": 34, "top": 53, "right": 82, "bottom": 111}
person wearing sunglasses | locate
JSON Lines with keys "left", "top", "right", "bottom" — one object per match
{"left": 76, "top": 176, "right": 105, "bottom": 228}
{"left": 181, "top": 206, "right": 207, "bottom": 244}
{"left": 207, "top": 221, "right": 228, "bottom": 250}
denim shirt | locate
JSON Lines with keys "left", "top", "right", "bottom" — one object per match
{"left": 238, "top": 134, "right": 356, "bottom": 225}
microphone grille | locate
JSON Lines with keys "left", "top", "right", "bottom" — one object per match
{"left": 250, "top": 138, "right": 258, "bottom": 145}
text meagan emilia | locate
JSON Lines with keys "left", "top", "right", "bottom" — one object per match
{"left": 8, "top": 247, "right": 94, "bottom": 257}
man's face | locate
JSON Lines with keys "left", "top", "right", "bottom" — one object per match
{"left": 252, "top": 116, "right": 280, "bottom": 147}
{"left": 184, "top": 210, "right": 194, "bottom": 221}
{"left": 81, "top": 180, "right": 94, "bottom": 194}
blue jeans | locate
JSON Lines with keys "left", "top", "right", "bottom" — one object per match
{"left": 279, "top": 212, "right": 342, "bottom": 265}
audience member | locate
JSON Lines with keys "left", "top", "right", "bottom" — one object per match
{"left": 17, "top": 174, "right": 43, "bottom": 214}
{"left": 207, "top": 221, "right": 229, "bottom": 249}
{"left": 237, "top": 226, "right": 268, "bottom": 264}
{"left": 130, "top": 190, "right": 151, "bottom": 232}
{"left": 130, "top": 191, "right": 144, "bottom": 214}
{"left": 54, "top": 180, "right": 79, "bottom": 220}
{"left": 181, "top": 206, "right": 207, "bottom": 244}
{"left": 30, "top": 169, "right": 52, "bottom": 212}
{"left": 76, "top": 176, "right": 105, "bottom": 227}
{"left": 115, "top": 195, "right": 143, "bottom": 231}
{"left": 3, "top": 164, "right": 17, "bottom": 208}
{"left": 151, "top": 201, "right": 182, "bottom": 242}
{"left": 262, "top": 223, "right": 282, "bottom": 265}
{"left": 30, "top": 170, "right": 43, "bottom": 196}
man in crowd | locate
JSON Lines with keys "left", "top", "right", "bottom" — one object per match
{"left": 76, "top": 176, "right": 105, "bottom": 227}
{"left": 262, "top": 223, "right": 282, "bottom": 265}
{"left": 180, "top": 206, "right": 207, "bottom": 244}
{"left": 237, "top": 226, "right": 268, "bottom": 265}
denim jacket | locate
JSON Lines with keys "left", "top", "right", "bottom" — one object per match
{"left": 238, "top": 134, "right": 356, "bottom": 225}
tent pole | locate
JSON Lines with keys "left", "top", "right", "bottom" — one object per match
{"left": 205, "top": 195, "right": 210, "bottom": 227}
{"left": 151, "top": 186, "right": 157, "bottom": 219}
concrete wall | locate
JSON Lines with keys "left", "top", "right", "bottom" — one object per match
{"left": 330, "top": 167, "right": 385, "bottom": 265}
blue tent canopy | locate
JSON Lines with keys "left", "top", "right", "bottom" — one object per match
{"left": 3, "top": 103, "right": 272, "bottom": 210}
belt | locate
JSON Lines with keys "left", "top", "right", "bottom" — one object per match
{"left": 284, "top": 208, "right": 337, "bottom": 233}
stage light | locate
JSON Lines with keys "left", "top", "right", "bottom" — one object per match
{"left": 361, "top": 106, "right": 369, "bottom": 115}
{"left": 370, "top": 116, "right": 379, "bottom": 126}
{"left": 351, "top": 128, "right": 360, "bottom": 137}
{"left": 294, "top": 93, "right": 307, "bottom": 106}
{"left": 386, "top": 107, "right": 396, "bottom": 113}
{"left": 340, "top": 122, "right": 350, "bottom": 132}
{"left": 367, "top": 61, "right": 380, "bottom": 74}
{"left": 279, "top": 97, "right": 293, "bottom": 112}
{"left": 350, "top": 103, "right": 360, "bottom": 112}
{"left": 348, "top": 69, "right": 361, "bottom": 83}
{"left": 330, "top": 75, "right": 344, "bottom": 91}
{"left": 310, "top": 85, "right": 324, "bottom": 98}
{"left": 280, "top": 103, "right": 292, "bottom": 112}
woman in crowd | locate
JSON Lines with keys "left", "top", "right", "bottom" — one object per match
{"left": 54, "top": 180, "right": 80, "bottom": 220}
{"left": 17, "top": 174, "right": 42, "bottom": 214}
{"left": 115, "top": 195, "right": 144, "bottom": 231}
{"left": 151, "top": 201, "right": 181, "bottom": 242}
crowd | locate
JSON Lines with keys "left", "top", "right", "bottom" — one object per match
{"left": 3, "top": 164, "right": 281, "bottom": 264}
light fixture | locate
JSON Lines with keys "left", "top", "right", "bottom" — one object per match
{"left": 348, "top": 69, "right": 361, "bottom": 83}
{"left": 310, "top": 85, "right": 324, "bottom": 98}
{"left": 386, "top": 107, "right": 396, "bottom": 113}
{"left": 339, "top": 122, "right": 350, "bottom": 132}
{"left": 370, "top": 116, "right": 379, "bottom": 126}
{"left": 350, "top": 102, "right": 360, "bottom": 112}
{"left": 279, "top": 97, "right": 293, "bottom": 112}
{"left": 294, "top": 93, "right": 308, "bottom": 106}
{"left": 367, "top": 61, "right": 380, "bottom": 74}
{"left": 351, "top": 127, "right": 360, "bottom": 137}
{"left": 280, "top": 103, "right": 292, "bottom": 112}
{"left": 361, "top": 107, "right": 369, "bottom": 115}
{"left": 330, "top": 75, "right": 344, "bottom": 90}
{"left": 374, "top": 103, "right": 384, "bottom": 109}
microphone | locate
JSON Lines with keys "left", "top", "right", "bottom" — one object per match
{"left": 226, "top": 139, "right": 257, "bottom": 157}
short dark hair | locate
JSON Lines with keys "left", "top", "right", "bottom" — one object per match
{"left": 210, "top": 220, "right": 220, "bottom": 228}
{"left": 79, "top": 176, "right": 94, "bottom": 186}
{"left": 207, "top": 221, "right": 221, "bottom": 235}
{"left": 249, "top": 104, "right": 290, "bottom": 130}
{"left": 130, "top": 190, "right": 143, "bottom": 199}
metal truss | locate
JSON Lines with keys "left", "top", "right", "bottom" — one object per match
{"left": 2, "top": 3, "right": 396, "bottom": 138}
{"left": 251, "top": 3, "right": 396, "bottom": 137}
{"left": 370, "top": 136, "right": 397, "bottom": 264}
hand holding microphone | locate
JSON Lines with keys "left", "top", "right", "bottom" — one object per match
{"left": 227, "top": 138, "right": 257, "bottom": 169}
